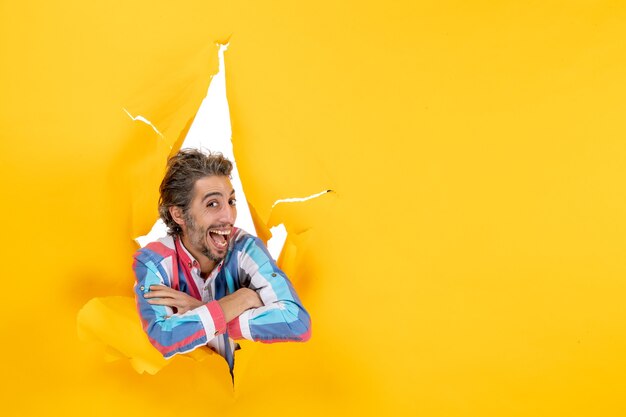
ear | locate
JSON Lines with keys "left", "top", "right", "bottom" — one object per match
{"left": 169, "top": 206, "right": 185, "bottom": 227}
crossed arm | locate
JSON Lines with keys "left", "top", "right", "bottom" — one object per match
{"left": 144, "top": 285, "right": 262, "bottom": 322}
{"left": 133, "top": 236, "right": 310, "bottom": 358}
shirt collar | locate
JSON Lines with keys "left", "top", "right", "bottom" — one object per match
{"left": 174, "top": 236, "right": 224, "bottom": 276}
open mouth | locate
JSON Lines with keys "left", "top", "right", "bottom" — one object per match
{"left": 207, "top": 228, "right": 231, "bottom": 249}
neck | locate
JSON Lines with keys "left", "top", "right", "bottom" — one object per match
{"left": 179, "top": 235, "right": 217, "bottom": 278}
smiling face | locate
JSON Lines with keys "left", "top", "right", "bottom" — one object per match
{"left": 178, "top": 175, "right": 237, "bottom": 266}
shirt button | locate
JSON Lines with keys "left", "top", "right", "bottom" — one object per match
{"left": 187, "top": 262, "right": 192, "bottom": 268}
{"left": 271, "top": 273, "right": 277, "bottom": 277}
{"left": 140, "top": 286, "right": 145, "bottom": 291}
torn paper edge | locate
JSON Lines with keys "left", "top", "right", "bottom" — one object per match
{"left": 271, "top": 189, "right": 333, "bottom": 208}
{"left": 135, "top": 219, "right": 168, "bottom": 248}
{"left": 134, "top": 42, "right": 258, "bottom": 249}
{"left": 264, "top": 189, "right": 333, "bottom": 257}
{"left": 266, "top": 224, "right": 287, "bottom": 260}
{"left": 123, "top": 108, "right": 165, "bottom": 138}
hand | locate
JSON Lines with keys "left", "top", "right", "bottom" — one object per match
{"left": 217, "top": 288, "right": 263, "bottom": 322}
{"left": 144, "top": 285, "right": 204, "bottom": 314}
{"left": 241, "top": 287, "right": 264, "bottom": 309}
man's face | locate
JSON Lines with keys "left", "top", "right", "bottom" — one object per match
{"left": 182, "top": 175, "right": 237, "bottom": 263}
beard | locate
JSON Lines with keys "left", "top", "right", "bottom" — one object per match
{"left": 183, "top": 211, "right": 227, "bottom": 263}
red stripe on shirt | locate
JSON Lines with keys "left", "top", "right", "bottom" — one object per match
{"left": 226, "top": 316, "right": 243, "bottom": 340}
{"left": 174, "top": 237, "right": 201, "bottom": 299}
{"left": 145, "top": 241, "right": 176, "bottom": 258}
{"left": 207, "top": 301, "right": 226, "bottom": 335}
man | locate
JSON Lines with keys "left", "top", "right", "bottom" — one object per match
{"left": 132, "top": 149, "right": 311, "bottom": 375}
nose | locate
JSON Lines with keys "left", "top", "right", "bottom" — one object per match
{"left": 220, "top": 201, "right": 236, "bottom": 225}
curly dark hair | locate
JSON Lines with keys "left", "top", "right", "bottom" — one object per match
{"left": 158, "top": 148, "right": 233, "bottom": 236}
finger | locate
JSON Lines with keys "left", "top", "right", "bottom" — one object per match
{"left": 149, "top": 285, "right": 175, "bottom": 292}
{"left": 144, "top": 290, "right": 177, "bottom": 299}
{"left": 147, "top": 298, "right": 182, "bottom": 307}
{"left": 146, "top": 298, "right": 173, "bottom": 306}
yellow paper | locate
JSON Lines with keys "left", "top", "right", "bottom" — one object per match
{"left": 2, "top": 1, "right": 626, "bottom": 416}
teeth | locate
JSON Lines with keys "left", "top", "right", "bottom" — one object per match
{"left": 209, "top": 229, "right": 231, "bottom": 235}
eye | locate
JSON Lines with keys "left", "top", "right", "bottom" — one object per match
{"left": 207, "top": 201, "right": 218, "bottom": 208}
{"left": 229, "top": 198, "right": 237, "bottom": 206}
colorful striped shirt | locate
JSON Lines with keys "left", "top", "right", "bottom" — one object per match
{"left": 132, "top": 228, "right": 311, "bottom": 372}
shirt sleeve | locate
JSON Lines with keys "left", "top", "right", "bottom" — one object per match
{"left": 226, "top": 236, "right": 311, "bottom": 343}
{"left": 132, "top": 253, "right": 227, "bottom": 358}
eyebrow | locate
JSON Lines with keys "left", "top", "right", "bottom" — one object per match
{"left": 201, "top": 189, "right": 235, "bottom": 202}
